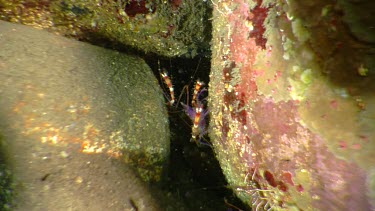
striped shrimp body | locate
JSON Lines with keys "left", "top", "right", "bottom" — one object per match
{"left": 160, "top": 70, "right": 175, "bottom": 106}
{"left": 159, "top": 62, "right": 209, "bottom": 146}
{"left": 191, "top": 80, "right": 204, "bottom": 107}
{"left": 181, "top": 88, "right": 210, "bottom": 146}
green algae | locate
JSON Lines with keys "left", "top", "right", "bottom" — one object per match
{"left": 357, "top": 64, "right": 369, "bottom": 77}
{"left": 287, "top": 66, "right": 314, "bottom": 101}
{"left": 253, "top": 0, "right": 319, "bottom": 103}
{"left": 291, "top": 18, "right": 310, "bottom": 43}
{"left": 300, "top": 69, "right": 312, "bottom": 84}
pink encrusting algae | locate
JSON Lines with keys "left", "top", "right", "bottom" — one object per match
{"left": 210, "top": 0, "right": 375, "bottom": 209}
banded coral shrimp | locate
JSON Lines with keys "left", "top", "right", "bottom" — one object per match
{"left": 156, "top": 58, "right": 211, "bottom": 147}
{"left": 145, "top": 56, "right": 247, "bottom": 210}
{"left": 180, "top": 85, "right": 211, "bottom": 146}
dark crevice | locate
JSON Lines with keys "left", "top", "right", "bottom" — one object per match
{"left": 145, "top": 56, "right": 248, "bottom": 210}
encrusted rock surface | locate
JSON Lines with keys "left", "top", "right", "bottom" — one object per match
{"left": 209, "top": 0, "right": 375, "bottom": 210}
{"left": 0, "top": 0, "right": 212, "bottom": 57}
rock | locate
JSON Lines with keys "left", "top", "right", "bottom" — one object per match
{"left": 0, "top": 20, "right": 170, "bottom": 209}
{"left": 0, "top": 0, "right": 212, "bottom": 57}
{"left": 209, "top": 0, "right": 375, "bottom": 210}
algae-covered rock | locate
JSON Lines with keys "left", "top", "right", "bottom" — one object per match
{"left": 209, "top": 0, "right": 375, "bottom": 210}
{"left": 0, "top": 164, "right": 13, "bottom": 210}
{"left": 0, "top": 0, "right": 212, "bottom": 57}
{"left": 0, "top": 20, "right": 170, "bottom": 209}
{"left": 0, "top": 134, "right": 13, "bottom": 210}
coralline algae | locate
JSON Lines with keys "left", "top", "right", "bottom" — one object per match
{"left": 209, "top": 0, "right": 375, "bottom": 209}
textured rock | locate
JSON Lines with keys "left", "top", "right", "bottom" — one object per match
{"left": 0, "top": 0, "right": 212, "bottom": 57}
{"left": 209, "top": 0, "right": 375, "bottom": 210}
{"left": 0, "top": 20, "right": 169, "bottom": 209}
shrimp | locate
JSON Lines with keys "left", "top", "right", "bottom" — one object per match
{"left": 181, "top": 88, "right": 210, "bottom": 146}
{"left": 160, "top": 70, "right": 175, "bottom": 106}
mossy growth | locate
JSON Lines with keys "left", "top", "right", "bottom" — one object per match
{"left": 0, "top": 164, "right": 13, "bottom": 210}
{"left": 291, "top": 18, "right": 310, "bottom": 43}
{"left": 0, "top": 135, "right": 14, "bottom": 210}
{"left": 0, "top": 0, "right": 212, "bottom": 57}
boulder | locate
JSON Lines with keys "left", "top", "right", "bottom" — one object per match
{"left": 209, "top": 0, "right": 375, "bottom": 210}
{"left": 0, "top": 0, "right": 212, "bottom": 57}
{"left": 0, "top": 20, "right": 170, "bottom": 209}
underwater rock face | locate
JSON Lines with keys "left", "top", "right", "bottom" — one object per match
{"left": 0, "top": 0, "right": 212, "bottom": 57}
{"left": 0, "top": 20, "right": 169, "bottom": 209}
{"left": 209, "top": 0, "right": 375, "bottom": 210}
